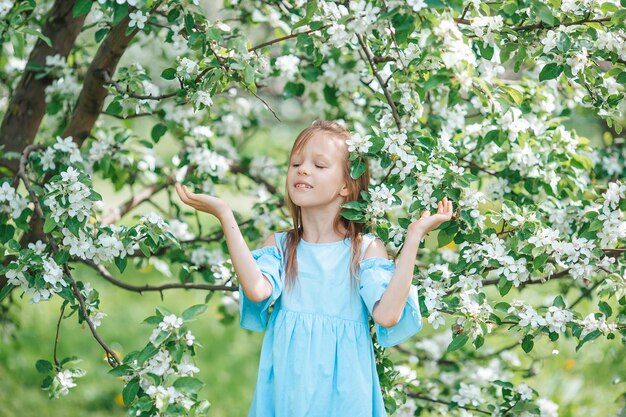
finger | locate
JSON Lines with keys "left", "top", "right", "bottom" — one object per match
{"left": 175, "top": 184, "right": 188, "bottom": 202}
{"left": 182, "top": 185, "right": 196, "bottom": 200}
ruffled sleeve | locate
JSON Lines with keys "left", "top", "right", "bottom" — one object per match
{"left": 239, "top": 245, "right": 283, "bottom": 332}
{"left": 358, "top": 257, "right": 423, "bottom": 347}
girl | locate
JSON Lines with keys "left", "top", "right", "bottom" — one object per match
{"left": 175, "top": 120, "right": 453, "bottom": 417}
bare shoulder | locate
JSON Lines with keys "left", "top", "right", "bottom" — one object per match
{"left": 362, "top": 235, "right": 388, "bottom": 259}
{"left": 260, "top": 233, "right": 277, "bottom": 248}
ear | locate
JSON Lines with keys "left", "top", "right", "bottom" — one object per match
{"left": 339, "top": 182, "right": 350, "bottom": 197}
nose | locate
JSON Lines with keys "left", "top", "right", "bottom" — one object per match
{"left": 298, "top": 165, "right": 310, "bottom": 176}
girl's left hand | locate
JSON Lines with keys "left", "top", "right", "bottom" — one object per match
{"left": 408, "top": 196, "right": 454, "bottom": 238}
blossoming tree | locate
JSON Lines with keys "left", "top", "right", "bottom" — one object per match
{"left": 1, "top": 0, "right": 625, "bottom": 416}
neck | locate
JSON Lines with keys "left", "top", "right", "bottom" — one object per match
{"left": 299, "top": 205, "right": 348, "bottom": 243}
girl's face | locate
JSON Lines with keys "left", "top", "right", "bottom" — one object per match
{"left": 287, "top": 132, "right": 350, "bottom": 209}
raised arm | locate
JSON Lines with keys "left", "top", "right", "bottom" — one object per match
{"left": 370, "top": 196, "right": 454, "bottom": 328}
{"left": 175, "top": 183, "right": 273, "bottom": 302}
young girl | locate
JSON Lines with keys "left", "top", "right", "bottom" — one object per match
{"left": 175, "top": 120, "right": 453, "bottom": 417}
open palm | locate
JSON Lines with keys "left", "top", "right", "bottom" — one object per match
{"left": 175, "top": 183, "right": 230, "bottom": 220}
{"left": 408, "top": 196, "right": 454, "bottom": 237}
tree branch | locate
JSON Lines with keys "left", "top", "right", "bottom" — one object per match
{"left": 82, "top": 259, "right": 237, "bottom": 294}
{"left": 63, "top": 1, "right": 165, "bottom": 145}
{"left": 357, "top": 34, "right": 402, "bottom": 132}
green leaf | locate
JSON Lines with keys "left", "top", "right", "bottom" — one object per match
{"left": 161, "top": 68, "right": 177, "bottom": 80}
{"left": 112, "top": 2, "right": 128, "bottom": 25}
{"left": 500, "top": 85, "right": 523, "bottom": 105}
{"left": 498, "top": 276, "right": 512, "bottom": 296}
{"left": 292, "top": 0, "right": 317, "bottom": 31}
{"left": 283, "top": 82, "right": 305, "bottom": 99}
{"left": 7, "top": 239, "right": 20, "bottom": 252}
{"left": 473, "top": 335, "right": 484, "bottom": 349}
{"left": 539, "top": 63, "right": 563, "bottom": 81}
{"left": 139, "top": 241, "right": 151, "bottom": 257}
{"left": 182, "top": 304, "right": 208, "bottom": 321}
{"left": 115, "top": 256, "right": 127, "bottom": 273}
{"left": 184, "top": 13, "right": 195, "bottom": 33}
{"left": 521, "top": 334, "right": 534, "bottom": 352}
{"left": 447, "top": 333, "right": 469, "bottom": 352}
{"left": 534, "top": 2, "right": 556, "bottom": 25}
{"left": 54, "top": 250, "right": 70, "bottom": 265}
{"left": 109, "top": 364, "right": 132, "bottom": 377}
{"left": 598, "top": 301, "right": 612, "bottom": 318}
{"left": 95, "top": 28, "right": 109, "bottom": 43}
{"left": 553, "top": 295, "right": 565, "bottom": 309}
{"left": 340, "top": 209, "right": 365, "bottom": 222}
{"left": 36, "top": 359, "right": 53, "bottom": 374}
{"left": 106, "top": 100, "right": 123, "bottom": 115}
{"left": 43, "top": 216, "right": 57, "bottom": 233}
{"left": 173, "top": 377, "right": 204, "bottom": 394}
{"left": 0, "top": 284, "right": 15, "bottom": 303}
{"left": 122, "top": 379, "right": 139, "bottom": 406}
{"left": 0, "top": 224, "right": 15, "bottom": 244}
{"left": 350, "top": 159, "right": 367, "bottom": 179}
{"left": 616, "top": 72, "right": 626, "bottom": 84}
{"left": 151, "top": 124, "right": 167, "bottom": 143}
{"left": 66, "top": 216, "right": 81, "bottom": 237}
{"left": 19, "top": 28, "right": 52, "bottom": 47}
{"left": 137, "top": 343, "right": 158, "bottom": 365}
{"left": 142, "top": 315, "right": 164, "bottom": 325}
{"left": 437, "top": 227, "right": 456, "bottom": 248}
{"left": 424, "top": 74, "right": 448, "bottom": 91}
{"left": 73, "top": 0, "right": 93, "bottom": 17}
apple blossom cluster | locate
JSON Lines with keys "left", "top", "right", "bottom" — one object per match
{"left": 44, "top": 167, "right": 94, "bottom": 223}
{"left": 526, "top": 224, "right": 605, "bottom": 282}
{"left": 470, "top": 15, "right": 504, "bottom": 47}
{"left": 188, "top": 246, "right": 235, "bottom": 284}
{"left": 5, "top": 242, "right": 67, "bottom": 304}
{"left": 58, "top": 223, "right": 136, "bottom": 263}
{"left": 0, "top": 181, "right": 29, "bottom": 219}
{"left": 184, "top": 141, "right": 232, "bottom": 180}
{"left": 366, "top": 184, "right": 397, "bottom": 218}
{"left": 43, "top": 368, "right": 86, "bottom": 399}
{"left": 80, "top": 282, "right": 107, "bottom": 327}
{"left": 459, "top": 233, "right": 530, "bottom": 287}
{"left": 595, "top": 181, "right": 626, "bottom": 247}
{"left": 432, "top": 20, "right": 477, "bottom": 71}
{"left": 39, "top": 136, "right": 84, "bottom": 173}
{"left": 457, "top": 290, "right": 494, "bottom": 340}
{"left": 117, "top": 309, "right": 209, "bottom": 416}
{"left": 43, "top": 54, "right": 81, "bottom": 107}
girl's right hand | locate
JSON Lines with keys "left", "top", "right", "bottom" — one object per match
{"left": 175, "top": 183, "right": 231, "bottom": 220}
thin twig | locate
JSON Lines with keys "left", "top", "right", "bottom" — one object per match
{"left": 357, "top": 34, "right": 402, "bottom": 131}
{"left": 102, "top": 70, "right": 178, "bottom": 101}
{"left": 53, "top": 303, "right": 67, "bottom": 369}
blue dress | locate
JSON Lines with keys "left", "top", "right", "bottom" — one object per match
{"left": 239, "top": 231, "right": 423, "bottom": 417}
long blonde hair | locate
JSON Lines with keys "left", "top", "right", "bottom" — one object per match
{"left": 281, "top": 120, "right": 371, "bottom": 294}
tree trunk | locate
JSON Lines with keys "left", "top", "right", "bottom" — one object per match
{"left": 0, "top": 0, "right": 86, "bottom": 175}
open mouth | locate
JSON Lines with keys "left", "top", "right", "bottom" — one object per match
{"left": 295, "top": 183, "right": 313, "bottom": 189}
